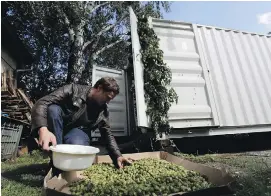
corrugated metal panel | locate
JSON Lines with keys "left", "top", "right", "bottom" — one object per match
{"left": 195, "top": 25, "right": 271, "bottom": 126}
{"left": 92, "top": 65, "right": 128, "bottom": 136}
{"left": 150, "top": 18, "right": 219, "bottom": 128}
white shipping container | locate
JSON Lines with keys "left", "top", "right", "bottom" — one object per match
{"left": 129, "top": 8, "right": 271, "bottom": 138}
{"left": 92, "top": 65, "right": 129, "bottom": 137}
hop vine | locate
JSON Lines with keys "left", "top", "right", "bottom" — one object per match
{"left": 137, "top": 17, "right": 178, "bottom": 135}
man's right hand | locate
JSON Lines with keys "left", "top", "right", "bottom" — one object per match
{"left": 38, "top": 127, "right": 57, "bottom": 151}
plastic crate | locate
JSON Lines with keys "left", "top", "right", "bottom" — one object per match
{"left": 1, "top": 120, "right": 23, "bottom": 160}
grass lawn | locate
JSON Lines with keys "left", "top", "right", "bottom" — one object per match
{"left": 175, "top": 152, "right": 271, "bottom": 196}
{"left": 1, "top": 151, "right": 50, "bottom": 196}
{"left": 1, "top": 150, "right": 271, "bottom": 196}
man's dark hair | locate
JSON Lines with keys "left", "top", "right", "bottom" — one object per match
{"left": 93, "top": 77, "right": 120, "bottom": 95}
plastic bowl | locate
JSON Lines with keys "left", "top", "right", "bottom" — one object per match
{"left": 49, "top": 144, "right": 100, "bottom": 171}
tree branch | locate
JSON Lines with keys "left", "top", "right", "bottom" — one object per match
{"left": 92, "top": 2, "right": 110, "bottom": 13}
{"left": 95, "top": 39, "right": 124, "bottom": 56}
{"left": 97, "top": 16, "right": 125, "bottom": 37}
{"left": 84, "top": 1, "right": 91, "bottom": 10}
{"left": 82, "top": 13, "right": 128, "bottom": 52}
{"left": 82, "top": 1, "right": 110, "bottom": 19}
{"left": 63, "top": 12, "right": 75, "bottom": 43}
{"left": 82, "top": 40, "right": 93, "bottom": 52}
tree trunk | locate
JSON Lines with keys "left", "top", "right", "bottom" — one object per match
{"left": 66, "top": 22, "right": 85, "bottom": 84}
{"left": 66, "top": 47, "right": 84, "bottom": 83}
{"left": 79, "top": 57, "right": 93, "bottom": 85}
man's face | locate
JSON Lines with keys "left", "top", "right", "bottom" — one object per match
{"left": 94, "top": 86, "right": 116, "bottom": 105}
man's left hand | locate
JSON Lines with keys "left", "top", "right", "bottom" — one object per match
{"left": 117, "top": 156, "right": 133, "bottom": 169}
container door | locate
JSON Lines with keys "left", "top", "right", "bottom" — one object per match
{"left": 129, "top": 7, "right": 150, "bottom": 128}
{"left": 92, "top": 65, "right": 128, "bottom": 137}
{"left": 129, "top": 7, "right": 220, "bottom": 129}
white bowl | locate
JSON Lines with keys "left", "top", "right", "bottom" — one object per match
{"left": 49, "top": 144, "right": 100, "bottom": 171}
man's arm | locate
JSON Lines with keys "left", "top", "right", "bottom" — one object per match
{"left": 98, "top": 109, "right": 122, "bottom": 163}
{"left": 98, "top": 108, "right": 133, "bottom": 168}
{"left": 31, "top": 83, "right": 74, "bottom": 133}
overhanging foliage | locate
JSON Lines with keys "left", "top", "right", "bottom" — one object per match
{"left": 137, "top": 16, "right": 178, "bottom": 135}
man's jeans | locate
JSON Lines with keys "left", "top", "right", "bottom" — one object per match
{"left": 47, "top": 104, "right": 90, "bottom": 176}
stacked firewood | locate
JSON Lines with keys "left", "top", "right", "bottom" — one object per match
{"left": 1, "top": 89, "right": 33, "bottom": 124}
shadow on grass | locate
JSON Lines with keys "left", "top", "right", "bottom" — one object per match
{"left": 1, "top": 163, "right": 49, "bottom": 188}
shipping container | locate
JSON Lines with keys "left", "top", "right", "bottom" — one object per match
{"left": 129, "top": 7, "right": 271, "bottom": 138}
{"left": 91, "top": 65, "right": 130, "bottom": 137}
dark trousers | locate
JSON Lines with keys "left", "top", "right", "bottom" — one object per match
{"left": 47, "top": 104, "right": 90, "bottom": 176}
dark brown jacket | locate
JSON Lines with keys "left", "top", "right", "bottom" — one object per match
{"left": 31, "top": 83, "right": 122, "bottom": 161}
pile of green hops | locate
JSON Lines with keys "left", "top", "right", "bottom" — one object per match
{"left": 69, "top": 158, "right": 211, "bottom": 196}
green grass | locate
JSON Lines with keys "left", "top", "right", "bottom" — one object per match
{"left": 2, "top": 150, "right": 271, "bottom": 196}
{"left": 175, "top": 152, "right": 271, "bottom": 196}
{"left": 1, "top": 150, "right": 50, "bottom": 196}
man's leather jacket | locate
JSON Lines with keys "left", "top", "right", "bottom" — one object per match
{"left": 31, "top": 83, "right": 122, "bottom": 162}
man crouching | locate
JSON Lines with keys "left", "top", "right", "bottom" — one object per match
{"left": 31, "top": 77, "right": 131, "bottom": 176}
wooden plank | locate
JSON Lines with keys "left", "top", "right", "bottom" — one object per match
{"left": 1, "top": 94, "right": 18, "bottom": 99}
{"left": 4, "top": 105, "right": 19, "bottom": 109}
{"left": 2, "top": 99, "right": 23, "bottom": 103}
{"left": 2, "top": 109, "right": 15, "bottom": 112}
{"left": 7, "top": 71, "right": 16, "bottom": 96}
{"left": 10, "top": 113, "right": 24, "bottom": 117}
{"left": 25, "top": 112, "right": 31, "bottom": 122}
{"left": 17, "top": 89, "right": 34, "bottom": 108}
{"left": 2, "top": 107, "right": 29, "bottom": 112}
{"left": 6, "top": 112, "right": 23, "bottom": 115}
{"left": 1, "top": 72, "right": 7, "bottom": 91}
{"left": 16, "top": 107, "right": 29, "bottom": 111}
{"left": 1, "top": 116, "right": 30, "bottom": 125}
{"left": 11, "top": 116, "right": 24, "bottom": 120}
